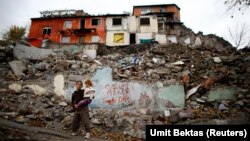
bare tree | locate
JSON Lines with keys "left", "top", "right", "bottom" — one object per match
{"left": 225, "top": 0, "right": 250, "bottom": 11}
{"left": 228, "top": 23, "right": 249, "bottom": 48}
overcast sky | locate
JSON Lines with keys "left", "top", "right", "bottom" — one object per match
{"left": 0, "top": 0, "right": 250, "bottom": 48}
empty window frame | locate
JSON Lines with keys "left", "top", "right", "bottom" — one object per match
{"left": 91, "top": 18, "right": 101, "bottom": 26}
{"left": 140, "top": 18, "right": 150, "bottom": 26}
{"left": 112, "top": 18, "right": 122, "bottom": 26}
{"left": 113, "top": 33, "right": 124, "bottom": 43}
{"left": 158, "top": 18, "right": 165, "bottom": 33}
{"left": 64, "top": 21, "right": 72, "bottom": 29}
{"left": 61, "top": 36, "right": 70, "bottom": 43}
{"left": 42, "top": 27, "right": 51, "bottom": 35}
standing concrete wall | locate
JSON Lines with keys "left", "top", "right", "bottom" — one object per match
{"left": 128, "top": 16, "right": 137, "bottom": 33}
{"left": 65, "top": 67, "right": 185, "bottom": 109}
{"left": 138, "top": 16, "right": 158, "bottom": 33}
{"left": 106, "top": 16, "right": 130, "bottom": 46}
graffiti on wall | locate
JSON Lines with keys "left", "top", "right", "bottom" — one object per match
{"left": 139, "top": 91, "right": 151, "bottom": 107}
{"left": 102, "top": 82, "right": 131, "bottom": 106}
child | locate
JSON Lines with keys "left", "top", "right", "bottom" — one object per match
{"left": 75, "top": 79, "right": 95, "bottom": 108}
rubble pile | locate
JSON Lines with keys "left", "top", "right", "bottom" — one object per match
{"left": 0, "top": 32, "right": 249, "bottom": 140}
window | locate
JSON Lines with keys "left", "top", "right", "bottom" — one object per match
{"left": 113, "top": 33, "right": 124, "bottom": 43}
{"left": 112, "top": 18, "right": 122, "bottom": 26}
{"left": 158, "top": 18, "right": 165, "bottom": 33}
{"left": 140, "top": 18, "right": 150, "bottom": 26}
{"left": 64, "top": 21, "right": 72, "bottom": 29}
{"left": 42, "top": 27, "right": 51, "bottom": 35}
{"left": 160, "top": 7, "right": 166, "bottom": 12}
{"left": 91, "top": 18, "right": 101, "bottom": 26}
{"left": 61, "top": 37, "right": 70, "bottom": 43}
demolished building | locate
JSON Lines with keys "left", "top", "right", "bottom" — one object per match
{"left": 28, "top": 4, "right": 183, "bottom": 48}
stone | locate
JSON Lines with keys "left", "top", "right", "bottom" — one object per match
{"left": 68, "top": 74, "right": 84, "bottom": 81}
{"left": 218, "top": 103, "right": 228, "bottom": 111}
{"left": 182, "top": 70, "right": 191, "bottom": 76}
{"left": 189, "top": 101, "right": 198, "bottom": 106}
{"left": 164, "top": 110, "right": 171, "bottom": 117}
{"left": 172, "top": 66, "right": 183, "bottom": 73}
{"left": 151, "top": 73, "right": 160, "bottom": 80}
{"left": 90, "top": 64, "right": 98, "bottom": 73}
{"left": 171, "top": 61, "right": 184, "bottom": 65}
{"left": 58, "top": 102, "right": 68, "bottom": 106}
{"left": 168, "top": 113, "right": 180, "bottom": 123}
{"left": 138, "top": 108, "right": 150, "bottom": 115}
{"left": 235, "top": 100, "right": 244, "bottom": 106}
{"left": 9, "top": 83, "right": 22, "bottom": 93}
{"left": 26, "top": 114, "right": 37, "bottom": 119}
{"left": 24, "top": 85, "right": 46, "bottom": 95}
{"left": 213, "top": 57, "right": 222, "bottom": 63}
{"left": 8, "top": 60, "right": 26, "bottom": 77}
{"left": 91, "top": 118, "right": 102, "bottom": 124}
{"left": 196, "top": 98, "right": 205, "bottom": 103}
{"left": 146, "top": 62, "right": 154, "bottom": 68}
{"left": 208, "top": 87, "right": 236, "bottom": 102}
{"left": 179, "top": 109, "right": 194, "bottom": 119}
{"left": 194, "top": 37, "right": 202, "bottom": 46}
{"left": 71, "top": 64, "right": 80, "bottom": 69}
{"left": 16, "top": 115, "right": 29, "bottom": 123}
{"left": 164, "top": 79, "right": 177, "bottom": 85}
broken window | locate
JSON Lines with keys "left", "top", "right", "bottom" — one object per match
{"left": 140, "top": 18, "right": 150, "bottom": 26}
{"left": 91, "top": 18, "right": 101, "bottom": 26}
{"left": 160, "top": 7, "right": 166, "bottom": 12}
{"left": 42, "top": 27, "right": 51, "bottom": 35}
{"left": 112, "top": 18, "right": 122, "bottom": 26}
{"left": 158, "top": 18, "right": 165, "bottom": 33}
{"left": 61, "top": 36, "right": 70, "bottom": 43}
{"left": 64, "top": 21, "right": 72, "bottom": 29}
{"left": 113, "top": 33, "right": 124, "bottom": 43}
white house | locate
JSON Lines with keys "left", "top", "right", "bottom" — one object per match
{"left": 105, "top": 14, "right": 136, "bottom": 47}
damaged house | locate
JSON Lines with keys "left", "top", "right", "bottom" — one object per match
{"left": 28, "top": 10, "right": 106, "bottom": 48}
{"left": 133, "top": 4, "right": 182, "bottom": 44}
{"left": 28, "top": 4, "right": 182, "bottom": 47}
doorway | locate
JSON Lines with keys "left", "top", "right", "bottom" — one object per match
{"left": 130, "top": 33, "right": 136, "bottom": 44}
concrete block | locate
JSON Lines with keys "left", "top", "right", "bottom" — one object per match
{"left": 158, "top": 85, "right": 185, "bottom": 108}
{"left": 9, "top": 61, "right": 26, "bottom": 77}
{"left": 208, "top": 87, "right": 236, "bottom": 102}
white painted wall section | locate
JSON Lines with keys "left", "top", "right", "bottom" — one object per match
{"left": 155, "top": 34, "right": 167, "bottom": 44}
{"left": 138, "top": 16, "right": 158, "bottom": 33}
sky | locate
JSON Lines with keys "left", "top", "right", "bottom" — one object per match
{"left": 0, "top": 0, "right": 250, "bottom": 48}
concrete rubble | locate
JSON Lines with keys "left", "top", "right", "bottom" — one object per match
{"left": 0, "top": 29, "right": 249, "bottom": 141}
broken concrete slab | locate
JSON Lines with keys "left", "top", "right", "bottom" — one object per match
{"left": 194, "top": 37, "right": 202, "bottom": 46}
{"left": 8, "top": 83, "right": 22, "bottom": 92}
{"left": 207, "top": 87, "right": 236, "bottom": 102}
{"left": 54, "top": 74, "right": 65, "bottom": 96}
{"left": 213, "top": 57, "right": 222, "bottom": 63}
{"left": 9, "top": 60, "right": 26, "bottom": 78}
{"left": 158, "top": 85, "right": 185, "bottom": 108}
{"left": 24, "top": 84, "right": 47, "bottom": 95}
{"left": 14, "top": 43, "right": 54, "bottom": 60}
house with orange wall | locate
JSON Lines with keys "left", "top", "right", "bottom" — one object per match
{"left": 28, "top": 10, "right": 106, "bottom": 48}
